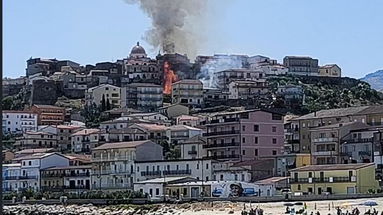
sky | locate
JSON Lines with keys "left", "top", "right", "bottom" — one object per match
{"left": 4, "top": 0, "right": 383, "bottom": 78}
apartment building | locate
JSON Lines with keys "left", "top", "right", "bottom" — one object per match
{"left": 107, "top": 123, "right": 167, "bottom": 144}
{"left": 283, "top": 56, "right": 319, "bottom": 76}
{"left": 122, "top": 83, "right": 163, "bottom": 112}
{"left": 31, "top": 105, "right": 66, "bottom": 125}
{"left": 171, "top": 79, "right": 204, "bottom": 107}
{"left": 71, "top": 128, "right": 100, "bottom": 154}
{"left": 38, "top": 125, "right": 83, "bottom": 152}
{"left": 159, "top": 104, "right": 189, "bottom": 119}
{"left": 216, "top": 69, "right": 266, "bottom": 91}
{"left": 14, "top": 131, "right": 58, "bottom": 151}
{"left": 2, "top": 163, "right": 22, "bottom": 193}
{"left": 2, "top": 110, "right": 38, "bottom": 134}
{"left": 11, "top": 153, "right": 69, "bottom": 192}
{"left": 176, "top": 115, "right": 205, "bottom": 127}
{"left": 179, "top": 135, "right": 207, "bottom": 160}
{"left": 204, "top": 109, "right": 284, "bottom": 161}
{"left": 86, "top": 84, "right": 121, "bottom": 108}
{"left": 289, "top": 163, "right": 379, "bottom": 195}
{"left": 340, "top": 127, "right": 376, "bottom": 164}
{"left": 135, "top": 159, "right": 212, "bottom": 182}
{"left": 310, "top": 122, "right": 370, "bottom": 165}
{"left": 319, "top": 64, "right": 341, "bottom": 77}
{"left": 166, "top": 125, "right": 202, "bottom": 145}
{"left": 228, "top": 80, "right": 268, "bottom": 100}
{"left": 91, "top": 140, "right": 163, "bottom": 190}
{"left": 41, "top": 165, "right": 91, "bottom": 193}
{"left": 277, "top": 85, "right": 304, "bottom": 106}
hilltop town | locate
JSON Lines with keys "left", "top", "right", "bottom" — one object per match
{"left": 2, "top": 42, "right": 383, "bottom": 203}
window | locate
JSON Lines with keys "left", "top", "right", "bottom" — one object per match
{"left": 29, "top": 161, "right": 32, "bottom": 166}
{"left": 272, "top": 138, "right": 277, "bottom": 144}
{"left": 272, "top": 150, "right": 277, "bottom": 155}
{"left": 242, "top": 125, "right": 246, "bottom": 131}
{"left": 242, "top": 137, "right": 246, "bottom": 143}
{"left": 309, "top": 172, "right": 313, "bottom": 178}
{"left": 272, "top": 126, "right": 277, "bottom": 132}
{"left": 254, "top": 137, "right": 258, "bottom": 144}
{"left": 156, "top": 188, "right": 160, "bottom": 195}
{"left": 206, "top": 163, "right": 209, "bottom": 169}
{"left": 242, "top": 150, "right": 245, "bottom": 155}
{"left": 241, "top": 174, "right": 245, "bottom": 181}
{"left": 254, "top": 149, "right": 258, "bottom": 156}
{"left": 254, "top": 125, "right": 259, "bottom": 132}
{"left": 298, "top": 185, "right": 301, "bottom": 190}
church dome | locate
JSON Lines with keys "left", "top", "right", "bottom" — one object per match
{"left": 130, "top": 42, "right": 146, "bottom": 55}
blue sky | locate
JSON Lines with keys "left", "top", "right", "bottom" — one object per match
{"left": 4, "top": 0, "right": 383, "bottom": 78}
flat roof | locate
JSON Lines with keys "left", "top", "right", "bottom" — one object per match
{"left": 290, "top": 163, "right": 374, "bottom": 172}
{"left": 135, "top": 176, "right": 194, "bottom": 184}
{"left": 93, "top": 140, "right": 152, "bottom": 150}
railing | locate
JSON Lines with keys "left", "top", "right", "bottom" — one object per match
{"left": 204, "top": 130, "right": 240, "bottom": 137}
{"left": 342, "top": 138, "right": 373, "bottom": 144}
{"left": 203, "top": 142, "right": 240, "bottom": 149}
{"left": 141, "top": 171, "right": 161, "bottom": 177}
{"left": 163, "top": 169, "right": 191, "bottom": 175}
{"left": 208, "top": 118, "right": 239, "bottom": 124}
{"left": 19, "top": 175, "right": 38, "bottom": 180}
{"left": 313, "top": 137, "right": 338, "bottom": 143}
{"left": 204, "top": 154, "right": 240, "bottom": 160}
{"left": 43, "top": 172, "right": 91, "bottom": 178}
{"left": 92, "top": 170, "right": 132, "bottom": 175}
{"left": 290, "top": 177, "right": 354, "bottom": 184}
{"left": 3, "top": 176, "right": 21, "bottom": 180}
{"left": 188, "top": 150, "right": 198, "bottom": 155}
{"left": 92, "top": 156, "right": 134, "bottom": 162}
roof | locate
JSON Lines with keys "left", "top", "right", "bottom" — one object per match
{"left": 56, "top": 125, "right": 82, "bottom": 130}
{"left": 294, "top": 106, "right": 370, "bottom": 120}
{"left": 359, "top": 105, "right": 383, "bottom": 115}
{"left": 231, "top": 159, "right": 274, "bottom": 167}
{"left": 170, "top": 181, "right": 216, "bottom": 186}
{"left": 210, "top": 108, "right": 283, "bottom": 117}
{"left": 15, "top": 148, "right": 55, "bottom": 154}
{"left": 320, "top": 64, "right": 339, "bottom": 69}
{"left": 13, "top": 152, "right": 65, "bottom": 161}
{"left": 176, "top": 115, "right": 200, "bottom": 121}
{"left": 32, "top": 105, "right": 65, "bottom": 110}
{"left": 72, "top": 128, "right": 100, "bottom": 136}
{"left": 182, "top": 135, "right": 207, "bottom": 144}
{"left": 3, "top": 163, "right": 21, "bottom": 168}
{"left": 25, "top": 131, "right": 55, "bottom": 135}
{"left": 93, "top": 140, "right": 152, "bottom": 150}
{"left": 173, "top": 79, "right": 203, "bottom": 85}
{"left": 43, "top": 165, "right": 92, "bottom": 171}
{"left": 126, "top": 83, "right": 162, "bottom": 88}
{"left": 130, "top": 42, "right": 146, "bottom": 55}
{"left": 310, "top": 121, "right": 370, "bottom": 131}
{"left": 128, "top": 112, "right": 164, "bottom": 117}
{"left": 158, "top": 104, "right": 189, "bottom": 110}
{"left": 290, "top": 163, "right": 374, "bottom": 172}
{"left": 168, "top": 125, "right": 202, "bottom": 131}
{"left": 2, "top": 110, "right": 35, "bottom": 114}
{"left": 254, "top": 177, "right": 288, "bottom": 184}
{"left": 132, "top": 123, "right": 168, "bottom": 131}
{"left": 88, "top": 84, "right": 119, "bottom": 91}
{"left": 135, "top": 176, "right": 195, "bottom": 184}
{"left": 63, "top": 154, "right": 91, "bottom": 162}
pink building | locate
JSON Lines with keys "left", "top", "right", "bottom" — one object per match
{"left": 204, "top": 109, "right": 284, "bottom": 161}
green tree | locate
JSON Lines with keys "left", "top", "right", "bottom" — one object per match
{"left": 106, "top": 98, "right": 111, "bottom": 110}
{"left": 2, "top": 96, "right": 13, "bottom": 110}
{"left": 101, "top": 94, "right": 106, "bottom": 111}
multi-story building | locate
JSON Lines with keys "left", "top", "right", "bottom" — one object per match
{"left": 41, "top": 165, "right": 91, "bottom": 193}
{"left": 216, "top": 69, "right": 266, "bottom": 91}
{"left": 340, "top": 127, "right": 376, "bottom": 164}
{"left": 166, "top": 125, "right": 202, "bottom": 145}
{"left": 14, "top": 131, "right": 58, "bottom": 151}
{"left": 12, "top": 152, "right": 69, "bottom": 192}
{"left": 203, "top": 88, "right": 229, "bottom": 107}
{"left": 319, "top": 64, "right": 341, "bottom": 77}
{"left": 71, "top": 128, "right": 100, "bottom": 154}
{"left": 86, "top": 84, "right": 121, "bottom": 108}
{"left": 277, "top": 85, "right": 304, "bottom": 106}
{"left": 2, "top": 163, "right": 22, "bottom": 193}
{"left": 204, "top": 109, "right": 284, "bottom": 161}
{"left": 310, "top": 122, "right": 370, "bottom": 165}
{"left": 91, "top": 140, "right": 163, "bottom": 190}
{"left": 159, "top": 104, "right": 190, "bottom": 119}
{"left": 2, "top": 110, "right": 38, "bottom": 134}
{"left": 289, "top": 163, "right": 379, "bottom": 195}
{"left": 38, "top": 124, "right": 83, "bottom": 152}
{"left": 122, "top": 83, "right": 163, "bottom": 112}
{"left": 171, "top": 79, "right": 204, "bottom": 107}
{"left": 175, "top": 115, "right": 205, "bottom": 127}
{"left": 135, "top": 159, "right": 212, "bottom": 182}
{"left": 30, "top": 104, "right": 66, "bottom": 125}
{"left": 106, "top": 123, "right": 167, "bottom": 144}
{"left": 228, "top": 80, "right": 268, "bottom": 100}
{"left": 283, "top": 56, "right": 319, "bottom": 76}
{"left": 179, "top": 135, "right": 207, "bottom": 160}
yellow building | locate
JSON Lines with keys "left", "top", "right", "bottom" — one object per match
{"left": 290, "top": 163, "right": 379, "bottom": 195}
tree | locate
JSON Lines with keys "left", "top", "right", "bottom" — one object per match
{"left": 106, "top": 98, "right": 111, "bottom": 110}
{"left": 101, "top": 94, "right": 106, "bottom": 111}
{"left": 2, "top": 96, "right": 13, "bottom": 110}
{"left": 81, "top": 103, "right": 101, "bottom": 127}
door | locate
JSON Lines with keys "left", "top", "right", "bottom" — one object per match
{"left": 318, "top": 187, "right": 322, "bottom": 195}
{"left": 85, "top": 180, "right": 90, "bottom": 189}
{"left": 326, "top": 187, "right": 332, "bottom": 194}
{"left": 69, "top": 180, "right": 75, "bottom": 189}
{"left": 191, "top": 187, "right": 199, "bottom": 198}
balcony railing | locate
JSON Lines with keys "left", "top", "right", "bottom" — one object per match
{"left": 204, "top": 154, "right": 240, "bottom": 160}
{"left": 203, "top": 142, "right": 240, "bottom": 149}
{"left": 141, "top": 171, "right": 161, "bottom": 177}
{"left": 3, "top": 176, "right": 21, "bottom": 180}
{"left": 208, "top": 118, "right": 239, "bottom": 124}
{"left": 313, "top": 137, "right": 338, "bottom": 143}
{"left": 92, "top": 170, "right": 132, "bottom": 175}
{"left": 92, "top": 156, "right": 134, "bottom": 162}
{"left": 188, "top": 150, "right": 198, "bottom": 155}
{"left": 290, "top": 177, "right": 354, "bottom": 184}
{"left": 19, "top": 175, "right": 38, "bottom": 180}
{"left": 163, "top": 169, "right": 191, "bottom": 176}
{"left": 342, "top": 138, "right": 373, "bottom": 144}
{"left": 42, "top": 172, "right": 91, "bottom": 178}
{"left": 204, "top": 130, "right": 240, "bottom": 137}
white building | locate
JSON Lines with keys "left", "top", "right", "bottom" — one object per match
{"left": 2, "top": 111, "right": 38, "bottom": 134}
{"left": 135, "top": 158, "right": 212, "bottom": 183}
{"left": 166, "top": 125, "right": 203, "bottom": 145}
{"left": 171, "top": 79, "right": 204, "bottom": 107}
{"left": 2, "top": 163, "right": 22, "bottom": 193}
{"left": 86, "top": 84, "right": 121, "bottom": 108}
{"left": 71, "top": 128, "right": 100, "bottom": 153}
{"left": 12, "top": 152, "right": 69, "bottom": 191}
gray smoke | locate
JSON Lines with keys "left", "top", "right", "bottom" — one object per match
{"left": 125, "top": 0, "right": 207, "bottom": 58}
{"left": 198, "top": 55, "right": 246, "bottom": 88}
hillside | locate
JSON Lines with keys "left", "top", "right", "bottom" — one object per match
{"left": 360, "top": 70, "right": 383, "bottom": 91}
{"left": 269, "top": 76, "right": 383, "bottom": 114}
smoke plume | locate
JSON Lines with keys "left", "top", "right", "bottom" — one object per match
{"left": 125, "top": 0, "right": 207, "bottom": 58}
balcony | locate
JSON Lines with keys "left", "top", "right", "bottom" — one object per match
{"left": 208, "top": 118, "right": 239, "bottom": 124}
{"left": 3, "top": 176, "right": 21, "bottom": 180}
{"left": 342, "top": 138, "right": 373, "bottom": 144}
{"left": 312, "top": 151, "right": 337, "bottom": 156}
{"left": 358, "top": 151, "right": 372, "bottom": 156}
{"left": 290, "top": 177, "right": 354, "bottom": 184}
{"left": 92, "top": 170, "right": 132, "bottom": 175}
{"left": 19, "top": 175, "right": 38, "bottom": 180}
{"left": 141, "top": 171, "right": 161, "bottom": 177}
{"left": 163, "top": 169, "right": 191, "bottom": 176}
{"left": 92, "top": 184, "right": 131, "bottom": 190}
{"left": 92, "top": 156, "right": 134, "bottom": 162}
{"left": 203, "top": 142, "right": 240, "bottom": 149}
{"left": 204, "top": 154, "right": 240, "bottom": 160}
{"left": 204, "top": 130, "right": 240, "bottom": 137}
{"left": 313, "top": 137, "right": 338, "bottom": 143}
{"left": 188, "top": 150, "right": 198, "bottom": 155}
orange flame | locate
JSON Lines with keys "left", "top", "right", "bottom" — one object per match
{"left": 163, "top": 61, "right": 178, "bottom": 94}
